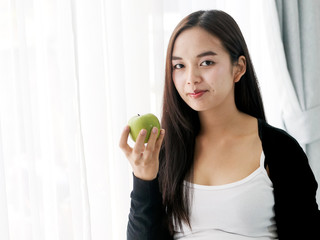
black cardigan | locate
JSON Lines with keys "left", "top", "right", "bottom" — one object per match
{"left": 127, "top": 119, "right": 320, "bottom": 239}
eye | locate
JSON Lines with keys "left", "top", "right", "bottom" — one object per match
{"left": 200, "top": 60, "right": 214, "bottom": 66}
{"left": 173, "top": 63, "right": 184, "bottom": 69}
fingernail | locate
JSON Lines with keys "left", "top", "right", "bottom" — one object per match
{"left": 160, "top": 129, "right": 165, "bottom": 135}
{"left": 140, "top": 129, "right": 147, "bottom": 135}
{"left": 152, "top": 127, "right": 158, "bottom": 134}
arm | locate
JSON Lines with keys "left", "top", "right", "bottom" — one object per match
{"left": 261, "top": 122, "right": 320, "bottom": 238}
{"left": 274, "top": 142, "right": 320, "bottom": 238}
{"left": 127, "top": 174, "right": 173, "bottom": 240}
{"left": 119, "top": 125, "right": 172, "bottom": 239}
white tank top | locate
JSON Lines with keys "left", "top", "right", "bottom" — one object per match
{"left": 174, "top": 152, "right": 278, "bottom": 239}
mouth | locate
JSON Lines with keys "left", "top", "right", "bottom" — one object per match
{"left": 188, "top": 90, "right": 208, "bottom": 98}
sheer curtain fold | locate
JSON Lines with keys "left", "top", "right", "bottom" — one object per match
{"left": 0, "top": 124, "right": 10, "bottom": 240}
{"left": 1, "top": 0, "right": 95, "bottom": 239}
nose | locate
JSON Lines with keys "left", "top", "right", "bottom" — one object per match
{"left": 186, "top": 66, "right": 201, "bottom": 85}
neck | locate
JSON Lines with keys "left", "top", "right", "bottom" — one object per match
{"left": 197, "top": 104, "right": 246, "bottom": 139}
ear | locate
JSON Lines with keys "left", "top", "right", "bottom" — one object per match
{"left": 233, "top": 56, "right": 246, "bottom": 83}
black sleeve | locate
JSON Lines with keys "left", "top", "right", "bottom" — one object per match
{"left": 262, "top": 123, "right": 320, "bottom": 239}
{"left": 127, "top": 174, "right": 173, "bottom": 240}
{"left": 276, "top": 140, "right": 320, "bottom": 239}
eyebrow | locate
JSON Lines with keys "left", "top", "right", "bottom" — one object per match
{"left": 172, "top": 51, "right": 217, "bottom": 60}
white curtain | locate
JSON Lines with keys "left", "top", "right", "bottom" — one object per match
{"left": 0, "top": 0, "right": 164, "bottom": 239}
{"left": 1, "top": 0, "right": 316, "bottom": 240}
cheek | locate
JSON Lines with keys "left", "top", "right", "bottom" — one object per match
{"left": 202, "top": 68, "right": 219, "bottom": 88}
{"left": 172, "top": 72, "right": 184, "bottom": 92}
{"left": 172, "top": 70, "right": 182, "bottom": 83}
{"left": 206, "top": 66, "right": 232, "bottom": 86}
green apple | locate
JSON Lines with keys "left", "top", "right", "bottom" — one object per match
{"left": 128, "top": 113, "right": 161, "bottom": 143}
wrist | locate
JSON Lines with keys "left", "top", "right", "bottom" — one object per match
{"left": 132, "top": 173, "right": 161, "bottom": 201}
{"left": 133, "top": 170, "right": 158, "bottom": 181}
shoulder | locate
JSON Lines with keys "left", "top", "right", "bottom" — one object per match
{"left": 257, "top": 118, "right": 310, "bottom": 176}
{"left": 257, "top": 119, "right": 317, "bottom": 189}
{"left": 257, "top": 118, "right": 302, "bottom": 153}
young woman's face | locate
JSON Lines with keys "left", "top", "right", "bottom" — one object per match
{"left": 171, "top": 27, "right": 245, "bottom": 113}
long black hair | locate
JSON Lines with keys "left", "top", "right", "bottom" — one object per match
{"left": 159, "top": 10, "right": 266, "bottom": 233}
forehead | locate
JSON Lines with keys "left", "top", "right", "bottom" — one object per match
{"left": 172, "top": 27, "right": 226, "bottom": 57}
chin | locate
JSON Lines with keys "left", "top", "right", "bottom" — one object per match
{"left": 188, "top": 104, "right": 209, "bottom": 112}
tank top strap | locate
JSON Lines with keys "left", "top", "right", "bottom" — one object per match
{"left": 259, "top": 151, "right": 266, "bottom": 169}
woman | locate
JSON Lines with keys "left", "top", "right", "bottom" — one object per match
{"left": 119, "top": 10, "right": 320, "bottom": 239}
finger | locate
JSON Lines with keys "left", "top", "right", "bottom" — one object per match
{"left": 119, "top": 125, "right": 132, "bottom": 156}
{"left": 145, "top": 127, "right": 159, "bottom": 152}
{"left": 154, "top": 129, "right": 165, "bottom": 155}
{"left": 132, "top": 129, "right": 147, "bottom": 156}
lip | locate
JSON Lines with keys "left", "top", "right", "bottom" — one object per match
{"left": 188, "top": 90, "right": 208, "bottom": 98}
